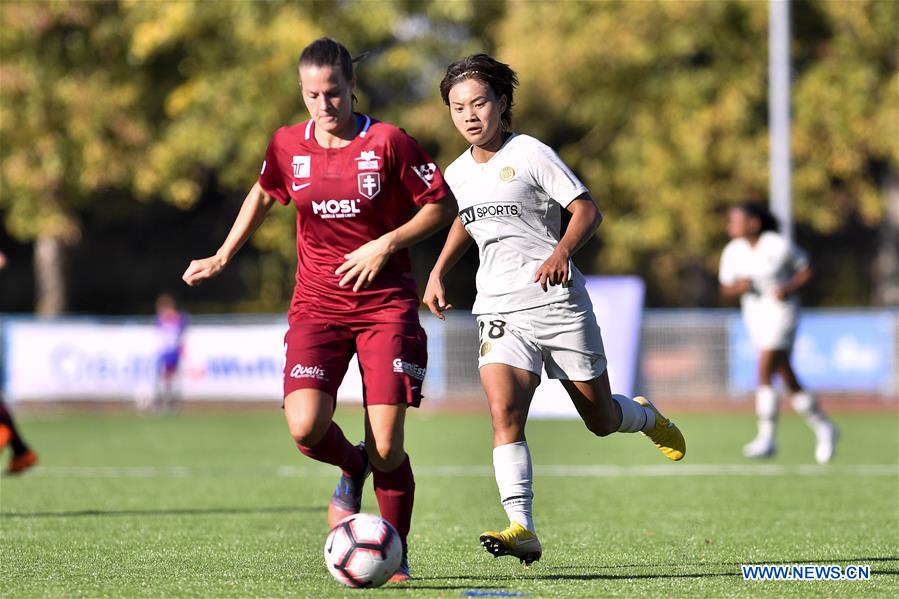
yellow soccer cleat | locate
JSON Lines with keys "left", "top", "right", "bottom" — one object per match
{"left": 479, "top": 522, "right": 542, "bottom": 566}
{"left": 635, "top": 396, "right": 686, "bottom": 461}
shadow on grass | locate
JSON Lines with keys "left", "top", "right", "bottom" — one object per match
{"left": 417, "top": 556, "right": 899, "bottom": 582}
{"left": 0, "top": 505, "right": 325, "bottom": 518}
{"left": 544, "top": 555, "right": 898, "bottom": 570}
{"left": 422, "top": 572, "right": 739, "bottom": 582}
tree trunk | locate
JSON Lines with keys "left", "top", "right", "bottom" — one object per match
{"left": 875, "top": 167, "right": 899, "bottom": 306}
{"left": 34, "top": 234, "right": 67, "bottom": 316}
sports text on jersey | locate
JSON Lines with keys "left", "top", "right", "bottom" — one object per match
{"left": 459, "top": 202, "right": 523, "bottom": 226}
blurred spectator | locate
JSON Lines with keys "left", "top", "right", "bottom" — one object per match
{"left": 153, "top": 293, "right": 188, "bottom": 412}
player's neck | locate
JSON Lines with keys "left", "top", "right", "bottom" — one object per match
{"left": 471, "top": 130, "right": 510, "bottom": 164}
{"left": 313, "top": 114, "right": 359, "bottom": 149}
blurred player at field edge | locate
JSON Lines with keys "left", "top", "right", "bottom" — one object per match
{"left": 0, "top": 250, "right": 38, "bottom": 474}
{"left": 182, "top": 38, "right": 456, "bottom": 582}
{"left": 423, "top": 54, "right": 685, "bottom": 566}
{"left": 153, "top": 293, "right": 188, "bottom": 412}
{"left": 719, "top": 203, "right": 837, "bottom": 463}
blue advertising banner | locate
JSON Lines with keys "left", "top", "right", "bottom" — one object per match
{"left": 729, "top": 311, "right": 897, "bottom": 395}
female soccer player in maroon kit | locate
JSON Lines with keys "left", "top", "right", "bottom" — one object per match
{"left": 183, "top": 38, "right": 456, "bottom": 581}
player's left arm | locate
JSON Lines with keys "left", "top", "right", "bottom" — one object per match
{"left": 774, "top": 264, "right": 812, "bottom": 300}
{"left": 337, "top": 197, "right": 457, "bottom": 292}
{"left": 534, "top": 194, "right": 602, "bottom": 292}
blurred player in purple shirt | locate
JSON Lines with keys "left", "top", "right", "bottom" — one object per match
{"left": 155, "top": 293, "right": 188, "bottom": 411}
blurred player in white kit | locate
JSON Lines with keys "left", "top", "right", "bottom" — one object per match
{"left": 719, "top": 202, "right": 837, "bottom": 464}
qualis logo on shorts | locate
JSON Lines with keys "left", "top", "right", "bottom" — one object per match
{"left": 289, "top": 363, "right": 328, "bottom": 380}
{"left": 312, "top": 199, "right": 362, "bottom": 219}
{"left": 459, "top": 202, "right": 522, "bottom": 226}
{"left": 392, "top": 358, "right": 426, "bottom": 381}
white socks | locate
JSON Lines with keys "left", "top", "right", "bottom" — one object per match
{"left": 755, "top": 385, "right": 779, "bottom": 441}
{"left": 612, "top": 394, "right": 655, "bottom": 433}
{"left": 791, "top": 391, "right": 830, "bottom": 431}
{"left": 493, "top": 441, "right": 535, "bottom": 532}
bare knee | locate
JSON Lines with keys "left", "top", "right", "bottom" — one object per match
{"left": 285, "top": 411, "right": 330, "bottom": 446}
{"left": 367, "top": 439, "right": 404, "bottom": 471}
{"left": 586, "top": 415, "right": 618, "bottom": 438}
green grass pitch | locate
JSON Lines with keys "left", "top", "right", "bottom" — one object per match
{"left": 1, "top": 407, "right": 896, "bottom": 598}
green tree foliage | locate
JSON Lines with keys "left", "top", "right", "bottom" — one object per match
{"left": 493, "top": 0, "right": 897, "bottom": 305}
{"left": 1, "top": 0, "right": 895, "bottom": 311}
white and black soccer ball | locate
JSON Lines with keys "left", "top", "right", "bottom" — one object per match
{"left": 324, "top": 513, "right": 402, "bottom": 588}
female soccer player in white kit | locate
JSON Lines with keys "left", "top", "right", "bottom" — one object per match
{"left": 422, "top": 54, "right": 686, "bottom": 565}
{"left": 719, "top": 202, "right": 837, "bottom": 464}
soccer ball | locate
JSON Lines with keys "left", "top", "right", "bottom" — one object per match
{"left": 324, "top": 513, "right": 402, "bottom": 588}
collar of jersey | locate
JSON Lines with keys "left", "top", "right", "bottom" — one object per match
{"left": 467, "top": 131, "right": 518, "bottom": 166}
{"left": 304, "top": 113, "right": 373, "bottom": 149}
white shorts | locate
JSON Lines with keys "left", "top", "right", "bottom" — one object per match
{"left": 476, "top": 288, "right": 607, "bottom": 381}
{"left": 742, "top": 295, "right": 799, "bottom": 351}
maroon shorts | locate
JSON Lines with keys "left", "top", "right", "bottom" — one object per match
{"left": 283, "top": 319, "right": 428, "bottom": 407}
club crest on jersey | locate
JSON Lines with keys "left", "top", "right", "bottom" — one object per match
{"left": 355, "top": 150, "right": 381, "bottom": 170}
{"left": 412, "top": 163, "right": 437, "bottom": 187}
{"left": 358, "top": 172, "right": 381, "bottom": 199}
{"left": 292, "top": 155, "right": 310, "bottom": 179}
{"left": 499, "top": 166, "right": 515, "bottom": 181}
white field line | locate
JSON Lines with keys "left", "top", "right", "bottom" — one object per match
{"left": 18, "top": 463, "right": 898, "bottom": 479}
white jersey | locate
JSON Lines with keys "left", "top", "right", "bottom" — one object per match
{"left": 719, "top": 231, "right": 809, "bottom": 349}
{"left": 444, "top": 133, "right": 590, "bottom": 314}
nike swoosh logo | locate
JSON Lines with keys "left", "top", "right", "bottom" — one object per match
{"left": 291, "top": 182, "right": 311, "bottom": 191}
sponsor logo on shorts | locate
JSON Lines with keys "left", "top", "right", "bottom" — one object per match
{"left": 312, "top": 199, "right": 362, "bottom": 219}
{"left": 459, "top": 202, "right": 522, "bottom": 226}
{"left": 289, "top": 364, "right": 328, "bottom": 380}
{"left": 392, "top": 358, "right": 426, "bottom": 381}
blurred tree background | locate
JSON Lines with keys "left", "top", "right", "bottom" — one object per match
{"left": 1, "top": 0, "right": 896, "bottom": 315}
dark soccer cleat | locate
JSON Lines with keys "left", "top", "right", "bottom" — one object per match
{"left": 6, "top": 449, "right": 38, "bottom": 475}
{"left": 327, "top": 442, "right": 370, "bottom": 529}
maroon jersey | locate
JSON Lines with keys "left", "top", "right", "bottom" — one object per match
{"left": 258, "top": 114, "right": 450, "bottom": 324}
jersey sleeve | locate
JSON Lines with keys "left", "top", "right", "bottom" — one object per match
{"left": 257, "top": 134, "right": 291, "bottom": 206}
{"left": 390, "top": 129, "right": 451, "bottom": 207}
{"left": 719, "top": 244, "right": 737, "bottom": 285}
{"left": 528, "top": 141, "right": 589, "bottom": 208}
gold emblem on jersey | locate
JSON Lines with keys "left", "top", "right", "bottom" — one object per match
{"left": 499, "top": 166, "right": 515, "bottom": 182}
{"left": 479, "top": 342, "right": 493, "bottom": 357}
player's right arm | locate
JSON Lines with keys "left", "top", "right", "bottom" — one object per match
{"left": 182, "top": 182, "right": 276, "bottom": 286}
{"left": 717, "top": 244, "right": 751, "bottom": 299}
{"left": 423, "top": 217, "right": 474, "bottom": 320}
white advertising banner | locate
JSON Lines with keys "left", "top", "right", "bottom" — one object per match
{"left": 4, "top": 320, "right": 365, "bottom": 403}
{"left": 529, "top": 276, "right": 645, "bottom": 418}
